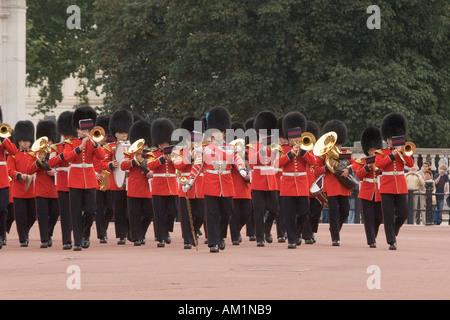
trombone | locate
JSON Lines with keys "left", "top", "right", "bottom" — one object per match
{"left": 0, "top": 123, "right": 12, "bottom": 139}
{"left": 90, "top": 126, "right": 106, "bottom": 143}
{"left": 399, "top": 142, "right": 416, "bottom": 164}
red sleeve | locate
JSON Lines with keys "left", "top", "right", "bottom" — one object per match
{"left": 7, "top": 155, "right": 19, "bottom": 180}
{"left": 63, "top": 141, "right": 78, "bottom": 162}
{"left": 120, "top": 154, "right": 133, "bottom": 171}
{"left": 1, "top": 138, "right": 17, "bottom": 156}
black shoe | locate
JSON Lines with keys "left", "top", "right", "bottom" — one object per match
{"left": 305, "top": 239, "right": 314, "bottom": 244}
{"left": 257, "top": 241, "right": 265, "bottom": 247}
{"left": 184, "top": 243, "right": 192, "bottom": 249}
{"left": 389, "top": 243, "right": 397, "bottom": 250}
{"left": 157, "top": 241, "right": 165, "bottom": 248}
{"left": 210, "top": 245, "right": 219, "bottom": 253}
{"left": 288, "top": 243, "right": 297, "bottom": 249}
{"left": 332, "top": 240, "right": 340, "bottom": 247}
{"left": 265, "top": 233, "right": 273, "bottom": 243}
{"left": 249, "top": 236, "right": 256, "bottom": 241}
{"left": 369, "top": 243, "right": 377, "bottom": 248}
{"left": 296, "top": 238, "right": 302, "bottom": 246}
{"left": 165, "top": 235, "right": 172, "bottom": 244}
{"left": 278, "top": 237, "right": 286, "bottom": 243}
{"left": 73, "top": 245, "right": 82, "bottom": 251}
{"left": 63, "top": 243, "right": 72, "bottom": 250}
{"left": 82, "top": 238, "right": 90, "bottom": 249}
{"left": 40, "top": 242, "right": 48, "bottom": 249}
{"left": 117, "top": 238, "right": 126, "bottom": 245}
{"left": 99, "top": 236, "right": 108, "bottom": 244}
{"left": 48, "top": 239, "right": 53, "bottom": 248}
{"left": 134, "top": 241, "right": 141, "bottom": 246}
{"left": 20, "top": 241, "right": 28, "bottom": 248}
{"left": 219, "top": 239, "right": 226, "bottom": 250}
{"left": 232, "top": 240, "right": 240, "bottom": 246}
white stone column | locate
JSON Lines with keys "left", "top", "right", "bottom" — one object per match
{"left": 0, "top": 0, "right": 27, "bottom": 126}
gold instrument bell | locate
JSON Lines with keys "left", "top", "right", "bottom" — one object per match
{"left": 31, "top": 136, "right": 51, "bottom": 155}
{"left": 90, "top": 126, "right": 106, "bottom": 143}
{"left": 299, "top": 132, "right": 316, "bottom": 151}
{"left": 0, "top": 123, "right": 12, "bottom": 139}
{"left": 128, "top": 138, "right": 145, "bottom": 157}
{"left": 403, "top": 142, "right": 416, "bottom": 157}
{"left": 313, "top": 131, "right": 340, "bottom": 173}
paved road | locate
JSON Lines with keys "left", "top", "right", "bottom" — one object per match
{"left": 1, "top": 222, "right": 449, "bottom": 300}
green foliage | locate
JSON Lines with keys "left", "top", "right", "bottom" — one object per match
{"left": 27, "top": 0, "right": 450, "bottom": 147}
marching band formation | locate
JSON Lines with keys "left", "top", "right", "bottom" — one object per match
{"left": 0, "top": 105, "right": 415, "bottom": 252}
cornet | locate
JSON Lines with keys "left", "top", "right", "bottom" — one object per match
{"left": 295, "top": 132, "right": 316, "bottom": 151}
{"left": 0, "top": 123, "right": 12, "bottom": 139}
{"left": 90, "top": 126, "right": 106, "bottom": 143}
{"left": 399, "top": 141, "right": 416, "bottom": 164}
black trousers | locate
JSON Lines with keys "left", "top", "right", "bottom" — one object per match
{"left": 127, "top": 197, "right": 153, "bottom": 242}
{"left": 112, "top": 190, "right": 128, "bottom": 239}
{"left": 302, "top": 197, "right": 323, "bottom": 240}
{"left": 58, "top": 191, "right": 72, "bottom": 245}
{"left": 245, "top": 205, "right": 255, "bottom": 237}
{"left": 95, "top": 190, "right": 114, "bottom": 239}
{"left": 152, "top": 195, "right": 179, "bottom": 242}
{"left": 230, "top": 198, "right": 251, "bottom": 242}
{"left": 179, "top": 197, "right": 205, "bottom": 245}
{"left": 281, "top": 196, "right": 310, "bottom": 245}
{"left": 275, "top": 191, "right": 286, "bottom": 239}
{"left": 0, "top": 187, "right": 9, "bottom": 241}
{"left": 251, "top": 190, "right": 278, "bottom": 243}
{"left": 35, "top": 197, "right": 59, "bottom": 243}
{"left": 361, "top": 199, "right": 383, "bottom": 245}
{"left": 69, "top": 188, "right": 96, "bottom": 247}
{"left": 328, "top": 195, "right": 350, "bottom": 241}
{"left": 204, "top": 195, "right": 233, "bottom": 247}
{"left": 13, "top": 197, "right": 36, "bottom": 243}
{"left": 381, "top": 193, "right": 408, "bottom": 245}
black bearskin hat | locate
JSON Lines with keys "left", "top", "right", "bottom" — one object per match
{"left": 95, "top": 115, "right": 111, "bottom": 135}
{"left": 244, "top": 118, "right": 254, "bottom": 130}
{"left": 282, "top": 111, "right": 307, "bottom": 139}
{"left": 322, "top": 120, "right": 348, "bottom": 145}
{"left": 36, "top": 119, "right": 58, "bottom": 143}
{"left": 254, "top": 110, "right": 278, "bottom": 135}
{"left": 14, "top": 120, "right": 35, "bottom": 145}
{"left": 180, "top": 116, "right": 202, "bottom": 132}
{"left": 276, "top": 116, "right": 285, "bottom": 138}
{"left": 72, "top": 106, "right": 97, "bottom": 131}
{"left": 109, "top": 109, "right": 133, "bottom": 136}
{"left": 361, "top": 126, "right": 383, "bottom": 156}
{"left": 380, "top": 112, "right": 407, "bottom": 141}
{"left": 57, "top": 111, "right": 77, "bottom": 138}
{"left": 129, "top": 120, "right": 152, "bottom": 146}
{"left": 206, "top": 106, "right": 232, "bottom": 132}
{"left": 151, "top": 118, "right": 174, "bottom": 146}
{"left": 0, "top": 106, "right": 3, "bottom": 123}
{"left": 306, "top": 121, "right": 320, "bottom": 140}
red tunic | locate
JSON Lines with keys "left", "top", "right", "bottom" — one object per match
{"left": 277, "top": 146, "right": 317, "bottom": 197}
{"left": 63, "top": 138, "right": 105, "bottom": 189}
{"left": 147, "top": 149, "right": 178, "bottom": 196}
{"left": 375, "top": 148, "right": 414, "bottom": 194}
{"left": 173, "top": 148, "right": 204, "bottom": 199}
{"left": 7, "top": 150, "right": 35, "bottom": 199}
{"left": 48, "top": 142, "right": 70, "bottom": 192}
{"left": 27, "top": 154, "right": 58, "bottom": 199}
{"left": 315, "top": 149, "right": 356, "bottom": 197}
{"left": 0, "top": 138, "right": 17, "bottom": 189}
{"left": 188, "top": 142, "right": 245, "bottom": 197}
{"left": 355, "top": 159, "right": 381, "bottom": 202}
{"left": 248, "top": 142, "right": 278, "bottom": 191}
{"left": 120, "top": 153, "right": 152, "bottom": 198}
{"left": 231, "top": 166, "right": 251, "bottom": 199}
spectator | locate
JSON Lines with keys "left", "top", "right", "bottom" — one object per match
{"left": 406, "top": 165, "right": 424, "bottom": 223}
{"left": 433, "top": 164, "right": 449, "bottom": 225}
{"left": 416, "top": 161, "right": 431, "bottom": 224}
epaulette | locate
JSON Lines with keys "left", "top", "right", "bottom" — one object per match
{"left": 64, "top": 139, "right": 73, "bottom": 145}
{"left": 355, "top": 159, "right": 364, "bottom": 165}
{"left": 103, "top": 144, "right": 111, "bottom": 153}
{"left": 375, "top": 149, "right": 384, "bottom": 156}
{"left": 246, "top": 143, "right": 256, "bottom": 150}
{"left": 28, "top": 151, "right": 36, "bottom": 158}
{"left": 50, "top": 144, "right": 59, "bottom": 152}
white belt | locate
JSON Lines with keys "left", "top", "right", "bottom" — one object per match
{"left": 363, "top": 178, "right": 377, "bottom": 183}
{"left": 0, "top": 161, "right": 6, "bottom": 166}
{"left": 153, "top": 173, "right": 177, "bottom": 178}
{"left": 282, "top": 172, "right": 307, "bottom": 177}
{"left": 180, "top": 173, "right": 190, "bottom": 177}
{"left": 56, "top": 167, "right": 70, "bottom": 172}
{"left": 254, "top": 166, "right": 275, "bottom": 171}
{"left": 205, "top": 169, "right": 231, "bottom": 175}
{"left": 71, "top": 163, "right": 93, "bottom": 168}
{"left": 382, "top": 171, "right": 404, "bottom": 176}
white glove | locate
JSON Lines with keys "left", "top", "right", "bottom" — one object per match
{"left": 239, "top": 169, "right": 247, "bottom": 178}
{"left": 182, "top": 179, "right": 194, "bottom": 193}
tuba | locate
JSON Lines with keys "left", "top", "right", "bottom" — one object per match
{"left": 313, "top": 131, "right": 358, "bottom": 190}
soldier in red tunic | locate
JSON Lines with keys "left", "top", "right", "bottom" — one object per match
{"left": 101, "top": 109, "right": 134, "bottom": 245}
{"left": 315, "top": 120, "right": 356, "bottom": 246}
{"left": 8, "top": 121, "right": 36, "bottom": 247}
{"left": 0, "top": 108, "right": 17, "bottom": 249}
{"left": 355, "top": 127, "right": 383, "bottom": 248}
{"left": 147, "top": 118, "right": 178, "bottom": 247}
{"left": 375, "top": 113, "right": 414, "bottom": 250}
{"left": 248, "top": 111, "right": 279, "bottom": 247}
{"left": 173, "top": 116, "right": 205, "bottom": 249}
{"left": 63, "top": 106, "right": 105, "bottom": 251}
{"left": 121, "top": 120, "right": 154, "bottom": 246}
{"left": 27, "top": 120, "right": 59, "bottom": 248}
{"left": 48, "top": 111, "right": 76, "bottom": 250}
{"left": 277, "top": 112, "right": 317, "bottom": 249}
{"left": 183, "top": 107, "right": 247, "bottom": 252}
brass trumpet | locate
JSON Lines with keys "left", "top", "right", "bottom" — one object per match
{"left": 0, "top": 123, "right": 12, "bottom": 139}
{"left": 298, "top": 132, "right": 316, "bottom": 151}
{"left": 90, "top": 126, "right": 106, "bottom": 143}
{"left": 399, "top": 141, "right": 416, "bottom": 164}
